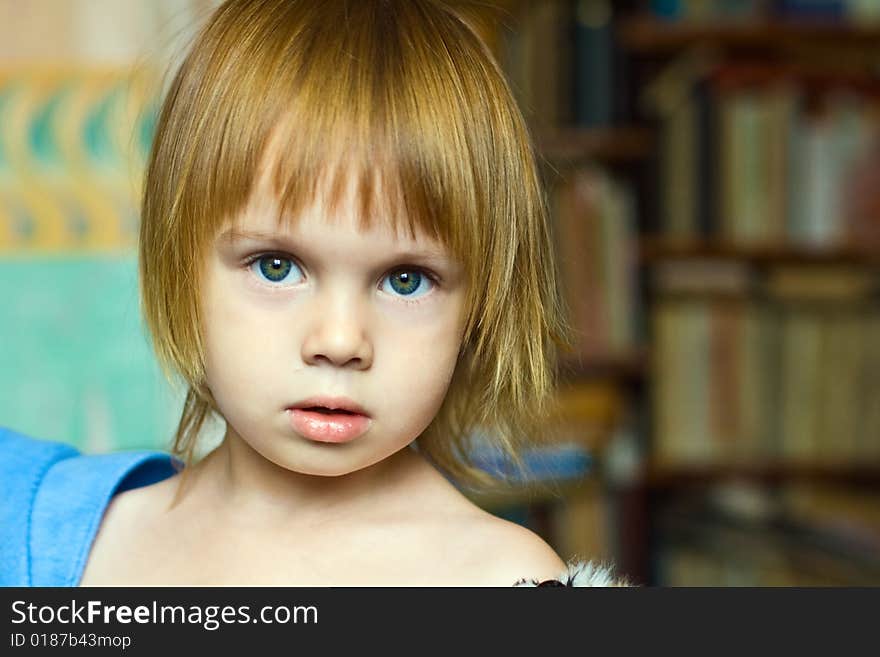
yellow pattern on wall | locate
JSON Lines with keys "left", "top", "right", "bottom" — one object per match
{"left": 0, "top": 68, "right": 158, "bottom": 254}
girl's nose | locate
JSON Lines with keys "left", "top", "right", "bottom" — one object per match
{"left": 300, "top": 293, "right": 373, "bottom": 370}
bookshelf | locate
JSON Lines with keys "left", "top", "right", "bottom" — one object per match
{"left": 536, "top": 126, "right": 654, "bottom": 163}
{"left": 619, "top": 15, "right": 880, "bottom": 53}
{"left": 494, "top": 0, "right": 880, "bottom": 586}
{"left": 558, "top": 351, "right": 647, "bottom": 384}
{"left": 645, "top": 464, "right": 880, "bottom": 490}
{"left": 641, "top": 240, "right": 880, "bottom": 266}
{"left": 632, "top": 2, "right": 880, "bottom": 585}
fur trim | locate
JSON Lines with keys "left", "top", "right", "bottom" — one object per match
{"left": 513, "top": 560, "right": 628, "bottom": 587}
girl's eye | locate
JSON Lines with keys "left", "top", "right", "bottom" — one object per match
{"left": 249, "top": 255, "right": 302, "bottom": 285}
{"left": 382, "top": 269, "right": 434, "bottom": 300}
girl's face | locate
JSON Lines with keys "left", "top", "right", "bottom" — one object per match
{"left": 200, "top": 171, "right": 468, "bottom": 476}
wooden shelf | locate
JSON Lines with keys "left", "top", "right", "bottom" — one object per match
{"left": 644, "top": 463, "right": 880, "bottom": 489}
{"left": 619, "top": 14, "right": 880, "bottom": 53}
{"left": 640, "top": 239, "right": 880, "bottom": 266}
{"left": 557, "top": 352, "right": 647, "bottom": 384}
{"left": 535, "top": 126, "right": 654, "bottom": 164}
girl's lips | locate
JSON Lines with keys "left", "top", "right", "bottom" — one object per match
{"left": 290, "top": 396, "right": 369, "bottom": 416}
{"left": 287, "top": 408, "right": 371, "bottom": 443}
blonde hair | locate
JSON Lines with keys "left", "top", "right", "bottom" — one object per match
{"left": 140, "top": 0, "right": 575, "bottom": 489}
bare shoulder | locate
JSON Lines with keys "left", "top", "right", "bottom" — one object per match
{"left": 404, "top": 461, "right": 566, "bottom": 585}
{"left": 462, "top": 512, "right": 567, "bottom": 585}
{"left": 104, "top": 473, "right": 179, "bottom": 525}
{"left": 79, "top": 475, "right": 181, "bottom": 585}
{"left": 449, "top": 510, "right": 627, "bottom": 586}
{"left": 92, "top": 476, "right": 169, "bottom": 537}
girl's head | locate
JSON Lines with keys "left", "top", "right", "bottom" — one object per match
{"left": 140, "top": 0, "right": 573, "bottom": 487}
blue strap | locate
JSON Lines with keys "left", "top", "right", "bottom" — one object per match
{"left": 28, "top": 448, "right": 177, "bottom": 586}
{"left": 0, "top": 428, "right": 78, "bottom": 586}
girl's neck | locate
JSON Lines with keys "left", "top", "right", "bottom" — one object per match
{"left": 175, "top": 430, "right": 430, "bottom": 528}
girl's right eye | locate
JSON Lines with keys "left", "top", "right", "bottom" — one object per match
{"left": 248, "top": 255, "right": 303, "bottom": 286}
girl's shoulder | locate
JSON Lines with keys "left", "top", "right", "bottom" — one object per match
{"left": 450, "top": 507, "right": 626, "bottom": 586}
{"left": 405, "top": 468, "right": 625, "bottom": 586}
{"left": 458, "top": 509, "right": 565, "bottom": 583}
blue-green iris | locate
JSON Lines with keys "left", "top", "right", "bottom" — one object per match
{"left": 389, "top": 270, "right": 421, "bottom": 296}
{"left": 259, "top": 257, "right": 292, "bottom": 282}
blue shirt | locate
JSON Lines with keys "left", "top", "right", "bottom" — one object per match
{"left": 0, "top": 427, "right": 177, "bottom": 586}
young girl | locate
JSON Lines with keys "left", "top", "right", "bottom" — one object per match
{"left": 0, "top": 0, "right": 623, "bottom": 586}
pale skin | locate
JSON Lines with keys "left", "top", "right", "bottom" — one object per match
{"left": 79, "top": 165, "right": 566, "bottom": 586}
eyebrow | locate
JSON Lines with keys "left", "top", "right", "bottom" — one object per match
{"left": 217, "top": 228, "right": 454, "bottom": 264}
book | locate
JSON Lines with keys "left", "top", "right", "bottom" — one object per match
{"left": 651, "top": 259, "right": 754, "bottom": 295}
{"left": 738, "top": 303, "right": 773, "bottom": 462}
{"left": 642, "top": 50, "right": 715, "bottom": 239}
{"left": 709, "top": 303, "right": 743, "bottom": 462}
{"left": 501, "top": 0, "right": 573, "bottom": 129}
{"left": 661, "top": 89, "right": 699, "bottom": 239}
{"left": 817, "top": 312, "right": 865, "bottom": 464}
{"left": 599, "top": 173, "right": 638, "bottom": 352}
{"left": 763, "top": 264, "right": 878, "bottom": 301}
{"left": 551, "top": 165, "right": 638, "bottom": 358}
{"left": 552, "top": 166, "right": 606, "bottom": 357}
{"left": 857, "top": 310, "right": 880, "bottom": 461}
{"left": 653, "top": 301, "right": 714, "bottom": 465}
{"left": 572, "top": 0, "right": 614, "bottom": 126}
{"left": 550, "top": 479, "right": 612, "bottom": 564}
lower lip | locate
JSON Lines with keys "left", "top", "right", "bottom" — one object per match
{"left": 287, "top": 409, "right": 371, "bottom": 443}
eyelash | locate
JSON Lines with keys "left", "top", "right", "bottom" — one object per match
{"left": 241, "top": 252, "right": 441, "bottom": 304}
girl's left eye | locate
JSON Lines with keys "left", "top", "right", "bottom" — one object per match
{"left": 381, "top": 268, "right": 435, "bottom": 300}
{"left": 249, "top": 255, "right": 303, "bottom": 285}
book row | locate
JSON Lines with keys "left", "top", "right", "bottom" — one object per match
{"left": 549, "top": 165, "right": 639, "bottom": 359}
{"left": 650, "top": 0, "right": 880, "bottom": 22}
{"left": 652, "top": 293, "right": 880, "bottom": 466}
{"left": 650, "top": 62, "right": 880, "bottom": 247}
{"left": 655, "top": 483, "right": 880, "bottom": 585}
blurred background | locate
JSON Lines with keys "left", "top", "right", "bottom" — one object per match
{"left": 0, "top": 0, "right": 219, "bottom": 453}
{"left": 4, "top": 0, "right": 880, "bottom": 586}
